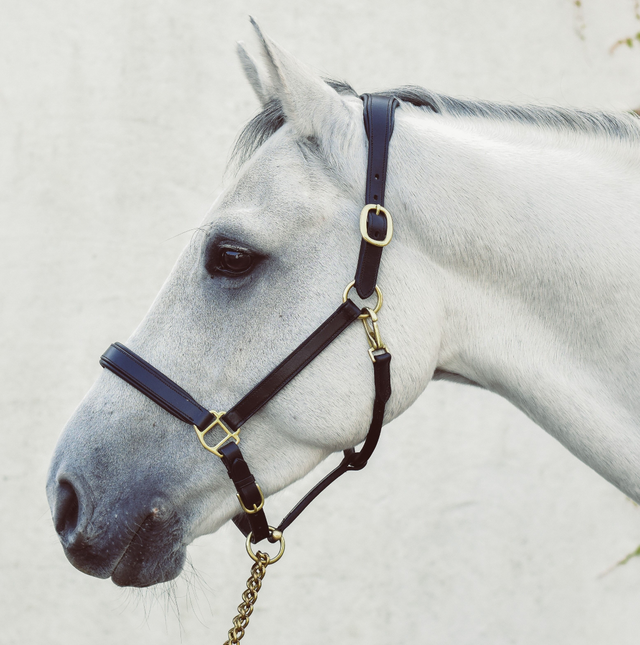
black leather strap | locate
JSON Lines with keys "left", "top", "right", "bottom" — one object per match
{"left": 100, "top": 343, "right": 214, "bottom": 430}
{"left": 219, "top": 442, "right": 270, "bottom": 543}
{"left": 354, "top": 94, "right": 399, "bottom": 299}
{"left": 363, "top": 94, "right": 398, "bottom": 207}
{"left": 271, "top": 350, "right": 392, "bottom": 533}
{"left": 231, "top": 352, "right": 392, "bottom": 538}
{"left": 100, "top": 301, "right": 360, "bottom": 434}
{"left": 224, "top": 300, "right": 361, "bottom": 430}
{"left": 348, "top": 351, "right": 391, "bottom": 470}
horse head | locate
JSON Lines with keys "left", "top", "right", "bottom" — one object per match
{"left": 46, "top": 23, "right": 441, "bottom": 587}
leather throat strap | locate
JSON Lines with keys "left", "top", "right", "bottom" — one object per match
{"left": 229, "top": 351, "right": 391, "bottom": 540}
{"left": 278, "top": 350, "right": 390, "bottom": 532}
{"left": 354, "top": 94, "right": 399, "bottom": 299}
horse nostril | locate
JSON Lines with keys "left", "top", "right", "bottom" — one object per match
{"left": 54, "top": 481, "right": 80, "bottom": 539}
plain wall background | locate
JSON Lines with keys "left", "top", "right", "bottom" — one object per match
{"left": 2, "top": 1, "right": 640, "bottom": 643}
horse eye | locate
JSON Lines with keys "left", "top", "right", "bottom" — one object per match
{"left": 206, "top": 246, "right": 255, "bottom": 277}
{"left": 220, "top": 249, "right": 253, "bottom": 274}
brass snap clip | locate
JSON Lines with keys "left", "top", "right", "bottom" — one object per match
{"left": 361, "top": 307, "right": 388, "bottom": 362}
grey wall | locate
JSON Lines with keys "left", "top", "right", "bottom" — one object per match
{"left": 2, "top": 1, "right": 640, "bottom": 643}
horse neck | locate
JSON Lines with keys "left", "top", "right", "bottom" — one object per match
{"left": 392, "top": 110, "right": 640, "bottom": 501}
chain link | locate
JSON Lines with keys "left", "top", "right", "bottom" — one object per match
{"left": 224, "top": 551, "right": 270, "bottom": 645}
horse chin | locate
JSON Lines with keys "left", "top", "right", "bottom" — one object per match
{"left": 111, "top": 544, "right": 186, "bottom": 588}
{"left": 108, "top": 512, "right": 187, "bottom": 588}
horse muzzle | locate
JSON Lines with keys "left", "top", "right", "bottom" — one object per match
{"left": 48, "top": 471, "right": 186, "bottom": 587}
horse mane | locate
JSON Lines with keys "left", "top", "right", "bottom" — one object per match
{"left": 231, "top": 79, "right": 640, "bottom": 166}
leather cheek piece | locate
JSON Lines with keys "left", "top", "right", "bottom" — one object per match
{"left": 354, "top": 94, "right": 399, "bottom": 300}
{"left": 354, "top": 237, "right": 384, "bottom": 299}
{"left": 223, "top": 299, "right": 362, "bottom": 431}
{"left": 274, "top": 350, "right": 392, "bottom": 533}
{"left": 362, "top": 94, "right": 399, "bottom": 206}
{"left": 219, "top": 442, "right": 270, "bottom": 543}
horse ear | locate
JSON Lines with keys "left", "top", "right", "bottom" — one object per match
{"left": 237, "top": 41, "right": 274, "bottom": 106}
{"left": 249, "top": 18, "right": 355, "bottom": 149}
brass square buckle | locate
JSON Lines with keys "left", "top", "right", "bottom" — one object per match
{"left": 237, "top": 484, "right": 265, "bottom": 515}
{"left": 360, "top": 203, "right": 393, "bottom": 247}
{"left": 193, "top": 411, "right": 240, "bottom": 458}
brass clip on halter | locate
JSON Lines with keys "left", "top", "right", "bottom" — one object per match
{"left": 361, "top": 307, "right": 388, "bottom": 362}
{"left": 342, "top": 281, "right": 389, "bottom": 362}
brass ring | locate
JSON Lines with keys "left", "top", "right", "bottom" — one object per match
{"left": 246, "top": 527, "right": 285, "bottom": 564}
{"left": 342, "top": 281, "right": 383, "bottom": 319}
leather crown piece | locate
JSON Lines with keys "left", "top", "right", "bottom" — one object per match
{"left": 99, "top": 94, "right": 398, "bottom": 544}
{"left": 354, "top": 94, "right": 399, "bottom": 298}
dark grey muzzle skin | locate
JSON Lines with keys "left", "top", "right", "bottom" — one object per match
{"left": 49, "top": 471, "right": 184, "bottom": 587}
{"left": 46, "top": 370, "right": 219, "bottom": 587}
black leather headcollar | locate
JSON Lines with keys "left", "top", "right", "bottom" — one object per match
{"left": 99, "top": 94, "right": 398, "bottom": 544}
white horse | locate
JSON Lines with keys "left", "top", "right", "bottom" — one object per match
{"left": 47, "top": 22, "right": 640, "bottom": 589}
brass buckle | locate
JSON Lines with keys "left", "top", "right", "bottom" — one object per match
{"left": 237, "top": 484, "right": 265, "bottom": 515}
{"left": 361, "top": 308, "right": 388, "bottom": 362}
{"left": 193, "top": 410, "right": 240, "bottom": 458}
{"left": 343, "top": 281, "right": 383, "bottom": 319}
{"left": 360, "top": 204, "right": 393, "bottom": 247}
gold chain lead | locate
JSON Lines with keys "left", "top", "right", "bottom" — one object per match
{"left": 224, "top": 551, "right": 270, "bottom": 645}
{"left": 224, "top": 529, "right": 286, "bottom": 645}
